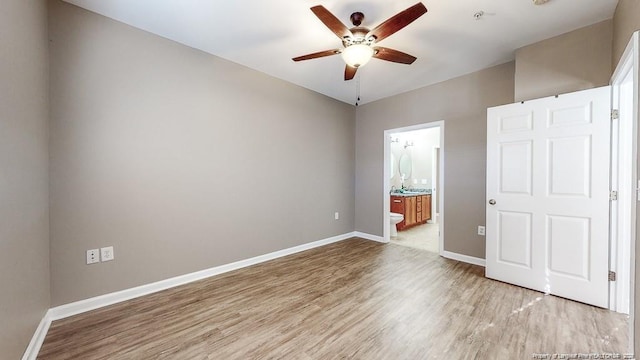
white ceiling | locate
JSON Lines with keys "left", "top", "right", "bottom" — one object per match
{"left": 63, "top": 0, "right": 619, "bottom": 105}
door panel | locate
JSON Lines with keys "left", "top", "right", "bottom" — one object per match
{"left": 500, "top": 141, "right": 533, "bottom": 195}
{"left": 498, "top": 211, "right": 532, "bottom": 268}
{"left": 548, "top": 103, "right": 592, "bottom": 127}
{"left": 499, "top": 112, "right": 533, "bottom": 133}
{"left": 547, "top": 215, "right": 590, "bottom": 280}
{"left": 548, "top": 136, "right": 591, "bottom": 197}
{"left": 487, "top": 86, "right": 611, "bottom": 308}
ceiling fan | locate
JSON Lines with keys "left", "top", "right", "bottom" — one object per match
{"left": 292, "top": 3, "right": 428, "bottom": 81}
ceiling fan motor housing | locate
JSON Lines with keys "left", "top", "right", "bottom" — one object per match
{"left": 343, "top": 27, "right": 375, "bottom": 47}
{"left": 350, "top": 12, "right": 365, "bottom": 26}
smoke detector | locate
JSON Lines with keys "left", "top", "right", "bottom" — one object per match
{"left": 533, "top": 0, "right": 550, "bottom": 4}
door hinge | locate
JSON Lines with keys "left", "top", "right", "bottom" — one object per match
{"left": 609, "top": 271, "right": 617, "bottom": 281}
{"left": 610, "top": 191, "right": 618, "bottom": 201}
{"left": 611, "top": 109, "right": 619, "bottom": 120}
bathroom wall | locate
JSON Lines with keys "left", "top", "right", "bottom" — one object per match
{"left": 49, "top": 0, "right": 355, "bottom": 306}
{"left": 390, "top": 127, "right": 440, "bottom": 190}
{"left": 0, "top": 0, "right": 50, "bottom": 357}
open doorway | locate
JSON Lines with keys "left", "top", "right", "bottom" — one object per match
{"left": 383, "top": 122, "right": 444, "bottom": 254}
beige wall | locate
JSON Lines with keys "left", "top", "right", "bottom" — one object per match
{"left": 0, "top": 0, "right": 51, "bottom": 357}
{"left": 355, "top": 62, "right": 515, "bottom": 258}
{"left": 514, "top": 20, "right": 613, "bottom": 102}
{"left": 49, "top": 0, "right": 355, "bottom": 306}
{"left": 613, "top": 0, "right": 640, "bottom": 67}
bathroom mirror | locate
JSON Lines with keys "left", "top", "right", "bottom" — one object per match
{"left": 390, "top": 153, "right": 396, "bottom": 179}
{"left": 399, "top": 153, "right": 412, "bottom": 178}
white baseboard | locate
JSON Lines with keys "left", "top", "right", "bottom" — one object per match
{"left": 22, "top": 311, "right": 52, "bottom": 360}
{"left": 441, "top": 250, "right": 486, "bottom": 267}
{"left": 49, "top": 232, "right": 354, "bottom": 321}
{"left": 353, "top": 231, "right": 386, "bottom": 243}
{"left": 23, "top": 233, "right": 487, "bottom": 359}
{"left": 25, "top": 232, "right": 354, "bottom": 359}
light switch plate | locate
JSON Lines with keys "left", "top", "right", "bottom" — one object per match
{"left": 100, "top": 246, "right": 114, "bottom": 262}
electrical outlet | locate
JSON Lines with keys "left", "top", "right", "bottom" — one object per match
{"left": 86, "top": 249, "right": 100, "bottom": 264}
{"left": 334, "top": 212, "right": 339, "bottom": 220}
{"left": 478, "top": 226, "right": 486, "bottom": 236}
{"left": 100, "top": 246, "right": 114, "bottom": 262}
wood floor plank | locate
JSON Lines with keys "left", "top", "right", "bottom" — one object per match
{"left": 38, "top": 238, "right": 629, "bottom": 359}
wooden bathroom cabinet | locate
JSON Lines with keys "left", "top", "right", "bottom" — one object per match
{"left": 391, "top": 194, "right": 431, "bottom": 231}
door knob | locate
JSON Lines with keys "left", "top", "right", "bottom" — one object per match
{"left": 489, "top": 199, "right": 496, "bottom": 205}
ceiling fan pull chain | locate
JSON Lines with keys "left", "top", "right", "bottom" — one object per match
{"left": 355, "top": 75, "right": 361, "bottom": 106}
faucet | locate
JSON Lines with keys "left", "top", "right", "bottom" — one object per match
{"left": 390, "top": 185, "right": 396, "bottom": 194}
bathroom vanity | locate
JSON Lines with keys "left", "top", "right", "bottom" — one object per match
{"left": 390, "top": 193, "right": 431, "bottom": 231}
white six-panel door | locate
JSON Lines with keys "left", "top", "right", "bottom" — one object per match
{"left": 486, "top": 86, "right": 611, "bottom": 308}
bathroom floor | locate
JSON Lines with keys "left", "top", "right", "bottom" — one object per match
{"left": 390, "top": 222, "right": 439, "bottom": 253}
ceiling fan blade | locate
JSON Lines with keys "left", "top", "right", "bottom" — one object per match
{"left": 373, "top": 47, "right": 417, "bottom": 64}
{"left": 344, "top": 65, "right": 357, "bottom": 81}
{"left": 311, "top": 5, "right": 353, "bottom": 40}
{"left": 292, "top": 49, "right": 341, "bottom": 62}
{"left": 367, "top": 3, "right": 427, "bottom": 43}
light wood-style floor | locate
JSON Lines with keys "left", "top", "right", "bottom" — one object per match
{"left": 38, "top": 238, "right": 628, "bottom": 359}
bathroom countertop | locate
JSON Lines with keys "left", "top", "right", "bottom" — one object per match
{"left": 390, "top": 190, "right": 432, "bottom": 197}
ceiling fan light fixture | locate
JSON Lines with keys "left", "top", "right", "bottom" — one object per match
{"left": 341, "top": 44, "right": 374, "bottom": 68}
{"left": 532, "top": 0, "right": 550, "bottom": 5}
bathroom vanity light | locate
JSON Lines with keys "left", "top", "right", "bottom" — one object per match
{"left": 404, "top": 140, "right": 414, "bottom": 149}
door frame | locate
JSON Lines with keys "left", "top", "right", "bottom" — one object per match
{"left": 383, "top": 121, "right": 445, "bottom": 250}
{"left": 430, "top": 146, "right": 440, "bottom": 224}
{"left": 610, "top": 31, "right": 638, "bottom": 314}
{"left": 610, "top": 30, "right": 639, "bottom": 348}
